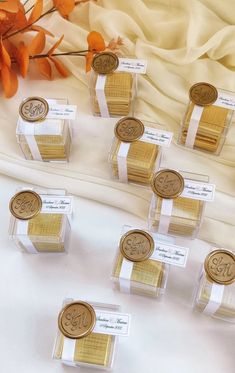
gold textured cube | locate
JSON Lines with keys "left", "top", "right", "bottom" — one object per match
{"left": 90, "top": 70, "right": 136, "bottom": 117}
{"left": 9, "top": 188, "right": 71, "bottom": 253}
{"left": 16, "top": 97, "right": 72, "bottom": 162}
{"left": 111, "top": 227, "right": 170, "bottom": 298}
{"left": 178, "top": 83, "right": 234, "bottom": 155}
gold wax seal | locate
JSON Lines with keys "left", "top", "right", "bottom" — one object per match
{"left": 189, "top": 82, "right": 218, "bottom": 106}
{"left": 120, "top": 229, "right": 154, "bottom": 262}
{"left": 92, "top": 52, "right": 119, "bottom": 74}
{"left": 9, "top": 190, "right": 42, "bottom": 220}
{"left": 204, "top": 249, "right": 235, "bottom": 285}
{"left": 151, "top": 169, "right": 185, "bottom": 199}
{"left": 58, "top": 301, "right": 96, "bottom": 339}
{"left": 114, "top": 117, "right": 145, "bottom": 142}
{"left": 19, "top": 96, "right": 49, "bottom": 122}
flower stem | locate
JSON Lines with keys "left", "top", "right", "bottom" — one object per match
{"left": 31, "top": 52, "right": 87, "bottom": 59}
{"left": 23, "top": 0, "right": 31, "bottom": 7}
{"left": 25, "top": 5, "right": 35, "bottom": 15}
{"left": 3, "top": 6, "right": 56, "bottom": 40}
{"left": 11, "top": 50, "right": 91, "bottom": 64}
{"left": 4, "top": 0, "right": 97, "bottom": 40}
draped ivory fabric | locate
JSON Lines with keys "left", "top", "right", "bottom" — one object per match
{"left": 1, "top": 0, "right": 235, "bottom": 249}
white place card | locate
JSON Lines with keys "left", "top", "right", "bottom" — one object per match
{"left": 117, "top": 58, "right": 147, "bottom": 74}
{"left": 141, "top": 127, "right": 173, "bottom": 147}
{"left": 214, "top": 91, "right": 235, "bottom": 110}
{"left": 40, "top": 195, "right": 73, "bottom": 214}
{"left": 181, "top": 180, "right": 215, "bottom": 202}
{"left": 94, "top": 311, "right": 131, "bottom": 337}
{"left": 151, "top": 242, "right": 189, "bottom": 268}
{"left": 47, "top": 104, "right": 77, "bottom": 120}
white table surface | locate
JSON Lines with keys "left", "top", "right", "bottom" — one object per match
{"left": 0, "top": 174, "right": 234, "bottom": 373}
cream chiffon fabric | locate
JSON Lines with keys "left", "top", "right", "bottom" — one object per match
{"left": 1, "top": 0, "right": 235, "bottom": 249}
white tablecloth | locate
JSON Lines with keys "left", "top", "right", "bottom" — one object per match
{"left": 0, "top": 174, "right": 234, "bottom": 373}
{"left": 0, "top": 0, "right": 235, "bottom": 250}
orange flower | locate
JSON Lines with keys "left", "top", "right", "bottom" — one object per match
{"left": 0, "top": 0, "right": 19, "bottom": 12}
{"left": 86, "top": 31, "right": 105, "bottom": 72}
{"left": 87, "top": 31, "right": 105, "bottom": 52}
{"left": 53, "top": 0, "right": 75, "bottom": 17}
{"left": 0, "top": 1, "right": 112, "bottom": 98}
{"left": 0, "top": 38, "right": 18, "bottom": 97}
{"left": 16, "top": 41, "right": 29, "bottom": 78}
{"left": 0, "top": 0, "right": 26, "bottom": 35}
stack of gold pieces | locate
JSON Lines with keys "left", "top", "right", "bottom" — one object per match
{"left": 54, "top": 332, "right": 113, "bottom": 366}
{"left": 195, "top": 278, "right": 235, "bottom": 320}
{"left": 153, "top": 196, "right": 203, "bottom": 236}
{"left": 19, "top": 132, "right": 71, "bottom": 161}
{"left": 112, "top": 252, "right": 165, "bottom": 297}
{"left": 110, "top": 139, "right": 159, "bottom": 184}
{"left": 93, "top": 72, "right": 133, "bottom": 116}
{"left": 180, "top": 103, "right": 230, "bottom": 153}
{"left": 28, "top": 213, "right": 65, "bottom": 252}
{"left": 18, "top": 96, "right": 71, "bottom": 161}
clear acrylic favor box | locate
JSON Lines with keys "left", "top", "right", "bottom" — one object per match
{"left": 89, "top": 52, "right": 137, "bottom": 118}
{"left": 108, "top": 117, "right": 172, "bottom": 185}
{"left": 178, "top": 83, "right": 234, "bottom": 155}
{"left": 53, "top": 298, "right": 130, "bottom": 370}
{"left": 111, "top": 225, "right": 171, "bottom": 298}
{"left": 16, "top": 97, "right": 73, "bottom": 162}
{"left": 193, "top": 249, "right": 235, "bottom": 322}
{"left": 9, "top": 187, "right": 72, "bottom": 253}
{"left": 148, "top": 169, "right": 212, "bottom": 238}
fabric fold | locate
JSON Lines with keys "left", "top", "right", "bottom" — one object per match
{"left": 0, "top": 0, "right": 234, "bottom": 249}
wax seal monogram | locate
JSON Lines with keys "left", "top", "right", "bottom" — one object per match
{"left": 19, "top": 96, "right": 49, "bottom": 122}
{"left": 58, "top": 301, "right": 96, "bottom": 339}
{"left": 204, "top": 249, "right": 235, "bottom": 285}
{"left": 9, "top": 190, "right": 42, "bottom": 220}
{"left": 120, "top": 229, "right": 154, "bottom": 262}
{"left": 189, "top": 82, "right": 218, "bottom": 106}
{"left": 114, "top": 117, "right": 145, "bottom": 142}
{"left": 151, "top": 169, "right": 185, "bottom": 199}
{"left": 92, "top": 52, "right": 119, "bottom": 74}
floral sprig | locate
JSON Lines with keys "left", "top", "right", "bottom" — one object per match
{"left": 0, "top": 0, "right": 124, "bottom": 98}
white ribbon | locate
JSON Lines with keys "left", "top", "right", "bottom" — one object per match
{"left": 61, "top": 337, "right": 76, "bottom": 366}
{"left": 117, "top": 142, "right": 130, "bottom": 183}
{"left": 203, "top": 282, "right": 224, "bottom": 315}
{"left": 22, "top": 123, "right": 42, "bottom": 161}
{"left": 16, "top": 220, "right": 38, "bottom": 254}
{"left": 119, "top": 258, "right": 134, "bottom": 293}
{"left": 95, "top": 75, "right": 110, "bottom": 117}
{"left": 185, "top": 105, "right": 204, "bottom": 148}
{"left": 25, "top": 136, "right": 42, "bottom": 161}
{"left": 158, "top": 199, "right": 173, "bottom": 234}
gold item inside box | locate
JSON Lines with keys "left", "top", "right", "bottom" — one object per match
{"left": 112, "top": 251, "right": 165, "bottom": 297}
{"left": 18, "top": 132, "right": 71, "bottom": 161}
{"left": 93, "top": 72, "right": 133, "bottom": 116}
{"left": 195, "top": 277, "right": 235, "bottom": 320}
{"left": 152, "top": 196, "right": 203, "bottom": 236}
{"left": 180, "top": 102, "right": 231, "bottom": 152}
{"left": 110, "top": 139, "right": 159, "bottom": 184}
{"left": 26, "top": 213, "right": 65, "bottom": 252}
{"left": 54, "top": 331, "right": 114, "bottom": 366}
